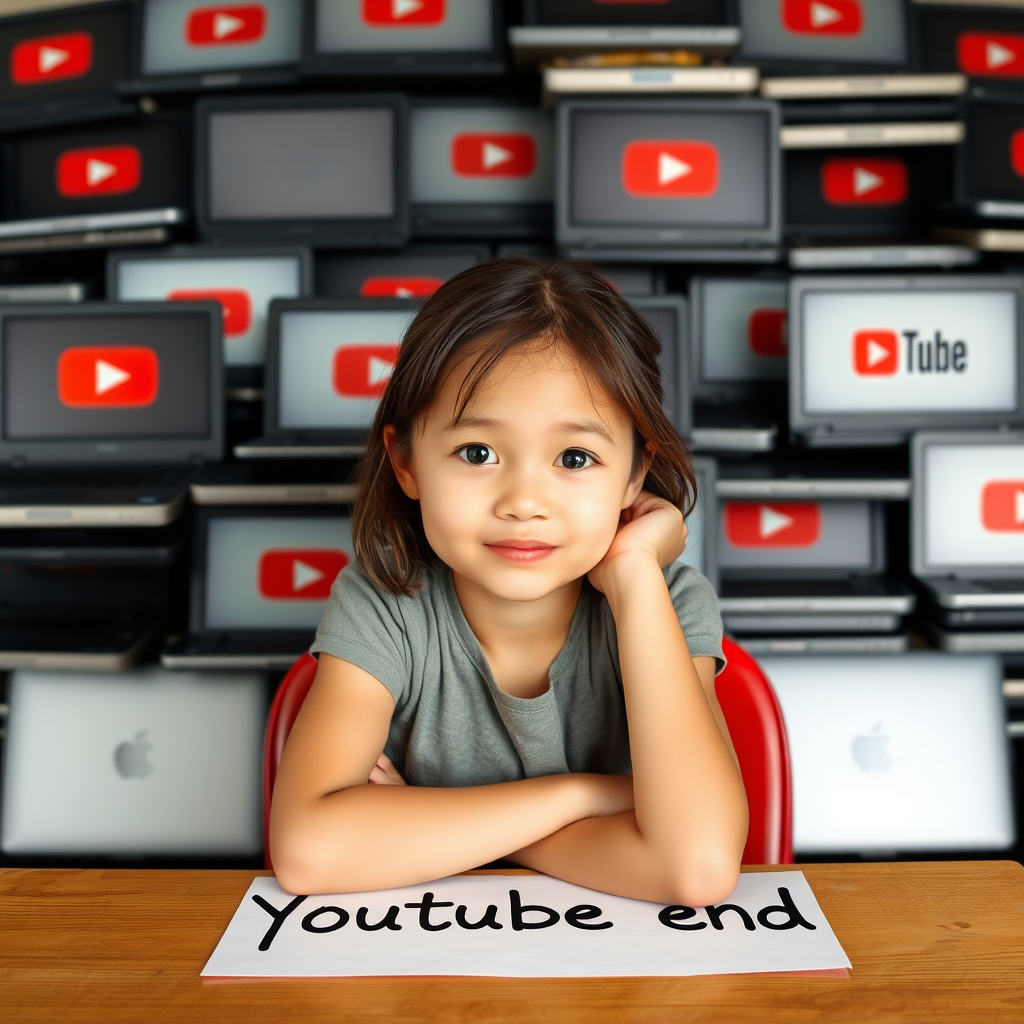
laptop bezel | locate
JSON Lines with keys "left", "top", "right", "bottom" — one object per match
{"left": 194, "top": 91, "right": 410, "bottom": 249}
{"left": 316, "top": 243, "right": 489, "bottom": 298}
{"left": 0, "top": 301, "right": 224, "bottom": 465}
{"left": 692, "top": 455, "right": 718, "bottom": 592}
{"left": 555, "top": 97, "right": 782, "bottom": 253}
{"left": 522, "top": 0, "right": 733, "bottom": 26}
{"left": 789, "top": 273, "right": 1024, "bottom": 445}
{"left": 628, "top": 293, "right": 692, "bottom": 437}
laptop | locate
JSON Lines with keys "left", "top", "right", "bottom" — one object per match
{"left": 0, "top": 113, "right": 189, "bottom": 255}
{"left": 410, "top": 101, "right": 554, "bottom": 240}
{"left": 119, "top": 0, "right": 301, "bottom": 95}
{"left": 161, "top": 506, "right": 353, "bottom": 669}
{"left": 915, "top": 2, "right": 1024, "bottom": 90}
{"left": 0, "top": 283, "right": 86, "bottom": 303}
{"left": 688, "top": 275, "right": 786, "bottom": 452}
{"left": 630, "top": 294, "right": 691, "bottom": 437}
{"left": 301, "top": 0, "right": 504, "bottom": 77}
{"left": 789, "top": 274, "right": 1024, "bottom": 447}
{"left": 556, "top": 98, "right": 782, "bottom": 263}
{"left": 1, "top": 667, "right": 266, "bottom": 855}
{"left": 0, "top": 302, "right": 223, "bottom": 527}
{"left": 317, "top": 245, "right": 488, "bottom": 299}
{"left": 107, "top": 245, "right": 312, "bottom": 392}
{"left": 234, "top": 298, "right": 417, "bottom": 459}
{"left": 677, "top": 455, "right": 718, "bottom": 589}
{"left": 0, "top": 1, "right": 134, "bottom": 133}
{"left": 194, "top": 92, "right": 409, "bottom": 250}
{"left": 543, "top": 66, "right": 760, "bottom": 105}
{"left": 956, "top": 93, "right": 1024, "bottom": 220}
{"left": 760, "top": 652, "right": 1015, "bottom": 854}
{"left": 761, "top": 73, "right": 966, "bottom": 101}
{"left": 492, "top": 246, "right": 664, "bottom": 295}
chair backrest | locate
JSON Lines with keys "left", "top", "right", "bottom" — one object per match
{"left": 262, "top": 639, "right": 793, "bottom": 868}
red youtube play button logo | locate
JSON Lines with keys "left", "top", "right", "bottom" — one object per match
{"left": 748, "top": 308, "right": 788, "bottom": 357}
{"left": 725, "top": 502, "right": 822, "bottom": 548}
{"left": 362, "top": 0, "right": 445, "bottom": 25}
{"left": 333, "top": 344, "right": 399, "bottom": 399}
{"left": 360, "top": 276, "right": 443, "bottom": 299}
{"left": 981, "top": 481, "right": 1024, "bottom": 532}
{"left": 167, "top": 288, "right": 252, "bottom": 337}
{"left": 853, "top": 329, "right": 899, "bottom": 376}
{"left": 622, "top": 140, "right": 719, "bottom": 199}
{"left": 258, "top": 549, "right": 349, "bottom": 600}
{"left": 821, "top": 157, "right": 907, "bottom": 206}
{"left": 782, "top": 0, "right": 862, "bottom": 35}
{"left": 451, "top": 133, "right": 536, "bottom": 178}
{"left": 957, "top": 32, "right": 1024, "bottom": 78}
{"left": 10, "top": 31, "right": 92, "bottom": 85}
{"left": 1011, "top": 129, "right": 1024, "bottom": 178}
{"left": 56, "top": 145, "right": 141, "bottom": 198}
{"left": 57, "top": 346, "right": 159, "bottom": 408}
{"left": 187, "top": 5, "right": 266, "bottom": 46}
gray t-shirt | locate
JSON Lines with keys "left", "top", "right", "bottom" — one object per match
{"left": 311, "top": 560, "right": 724, "bottom": 788}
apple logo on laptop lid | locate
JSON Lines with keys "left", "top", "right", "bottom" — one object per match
{"left": 113, "top": 730, "right": 154, "bottom": 779}
{"left": 850, "top": 723, "right": 893, "bottom": 772}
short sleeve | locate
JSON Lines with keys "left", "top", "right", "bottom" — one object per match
{"left": 664, "top": 561, "right": 726, "bottom": 675}
{"left": 311, "top": 566, "right": 413, "bottom": 705}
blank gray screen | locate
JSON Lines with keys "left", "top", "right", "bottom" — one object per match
{"left": 208, "top": 108, "right": 394, "bottom": 221}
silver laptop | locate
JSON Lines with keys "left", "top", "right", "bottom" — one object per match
{"left": 1, "top": 667, "right": 266, "bottom": 855}
{"left": 760, "top": 652, "right": 1015, "bottom": 854}
{"left": 675, "top": 456, "right": 717, "bottom": 589}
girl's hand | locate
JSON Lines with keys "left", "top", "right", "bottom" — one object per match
{"left": 588, "top": 490, "right": 687, "bottom": 595}
{"left": 369, "top": 753, "right": 406, "bottom": 786}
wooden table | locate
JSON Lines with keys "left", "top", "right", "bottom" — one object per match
{"left": 2, "top": 861, "right": 1023, "bottom": 1023}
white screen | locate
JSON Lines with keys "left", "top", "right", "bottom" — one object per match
{"left": 675, "top": 476, "right": 708, "bottom": 577}
{"left": 801, "top": 289, "right": 1019, "bottom": 414}
{"left": 316, "top": 0, "right": 491, "bottom": 53}
{"left": 923, "top": 442, "right": 1024, "bottom": 570}
{"left": 277, "top": 308, "right": 416, "bottom": 430}
{"left": 204, "top": 516, "right": 353, "bottom": 630}
{"left": 700, "top": 278, "right": 788, "bottom": 383}
{"left": 115, "top": 255, "right": 302, "bottom": 366}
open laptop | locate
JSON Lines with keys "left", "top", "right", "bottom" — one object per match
{"left": 301, "top": 0, "right": 504, "bottom": 77}
{"left": 789, "top": 274, "right": 1024, "bottom": 446}
{"left": 107, "top": 245, "right": 312, "bottom": 392}
{"left": 0, "top": 1, "right": 134, "bottom": 133}
{"left": 956, "top": 93, "right": 1024, "bottom": 220}
{"left": 119, "top": 0, "right": 301, "bottom": 95}
{"left": 317, "top": 245, "right": 488, "bottom": 299}
{"left": 555, "top": 98, "right": 782, "bottom": 263}
{"left": 688, "top": 275, "right": 786, "bottom": 452}
{"left": 410, "top": 101, "right": 554, "bottom": 240}
{"left": 677, "top": 455, "right": 718, "bottom": 589}
{"left": 761, "top": 652, "right": 1015, "bottom": 854}
{"left": 161, "top": 506, "right": 353, "bottom": 669}
{"left": 1, "top": 667, "right": 266, "bottom": 856}
{"left": 0, "top": 113, "right": 189, "bottom": 255}
{"left": 235, "top": 298, "right": 417, "bottom": 460}
{"left": 195, "top": 92, "right": 409, "bottom": 250}
{"left": 0, "top": 302, "right": 223, "bottom": 527}
{"left": 631, "top": 295, "right": 691, "bottom": 437}
{"left": 915, "top": 2, "right": 1024, "bottom": 90}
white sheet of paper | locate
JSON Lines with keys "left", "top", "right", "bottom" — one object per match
{"left": 202, "top": 871, "right": 851, "bottom": 978}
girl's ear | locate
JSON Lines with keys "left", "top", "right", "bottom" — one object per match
{"left": 621, "top": 442, "right": 655, "bottom": 509}
{"left": 383, "top": 425, "right": 419, "bottom": 500}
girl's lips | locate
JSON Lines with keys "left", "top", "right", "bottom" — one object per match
{"left": 484, "top": 541, "right": 556, "bottom": 563}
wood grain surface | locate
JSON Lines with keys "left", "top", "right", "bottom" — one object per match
{"left": 2, "top": 861, "right": 1023, "bottom": 1023}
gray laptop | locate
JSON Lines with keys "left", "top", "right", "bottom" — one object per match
{"left": 675, "top": 456, "right": 717, "bottom": 589}
{"left": 1, "top": 667, "right": 266, "bottom": 856}
{"left": 761, "top": 652, "right": 1015, "bottom": 854}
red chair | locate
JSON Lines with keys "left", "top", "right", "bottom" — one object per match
{"left": 262, "top": 636, "right": 792, "bottom": 869}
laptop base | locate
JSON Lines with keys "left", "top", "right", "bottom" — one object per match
{"left": 190, "top": 461, "right": 358, "bottom": 506}
{"left": 919, "top": 620, "right": 1024, "bottom": 654}
{"left": 719, "top": 577, "right": 916, "bottom": 616}
{"left": 565, "top": 246, "right": 783, "bottom": 265}
{"left": 734, "top": 633, "right": 909, "bottom": 656}
{"left": 0, "top": 615, "right": 159, "bottom": 672}
{"left": 918, "top": 576, "right": 1024, "bottom": 611}
{"left": 724, "top": 614, "right": 901, "bottom": 634}
{"left": 788, "top": 244, "right": 977, "bottom": 270}
{"left": 162, "top": 631, "right": 313, "bottom": 671}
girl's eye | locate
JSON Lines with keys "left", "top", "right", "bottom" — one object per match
{"left": 458, "top": 444, "right": 497, "bottom": 466}
{"left": 559, "top": 449, "right": 594, "bottom": 471}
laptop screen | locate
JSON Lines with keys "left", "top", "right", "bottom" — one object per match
{"left": 675, "top": 458, "right": 715, "bottom": 584}
{"left": 2, "top": 312, "right": 212, "bottom": 442}
{"left": 761, "top": 653, "right": 1014, "bottom": 853}
{"left": 962, "top": 100, "right": 1024, "bottom": 206}
{"left": 275, "top": 307, "right": 416, "bottom": 431}
{"left": 528, "top": 0, "right": 727, "bottom": 25}
{"left": 695, "top": 278, "right": 788, "bottom": 387}
{"left": 314, "top": 0, "right": 493, "bottom": 54}
{"left": 917, "top": 6, "right": 1024, "bottom": 83}
{"left": 112, "top": 252, "right": 305, "bottom": 367}
{"left": 140, "top": 0, "right": 301, "bottom": 76}
{"left": 738, "top": 0, "right": 907, "bottom": 67}
{"left": 917, "top": 437, "right": 1024, "bottom": 574}
{"left": 203, "top": 513, "right": 353, "bottom": 630}
{"left": 718, "top": 499, "right": 875, "bottom": 572}
{"left": 0, "top": 2, "right": 129, "bottom": 104}
{"left": 317, "top": 249, "right": 484, "bottom": 299}
{"left": 630, "top": 297, "right": 686, "bottom": 431}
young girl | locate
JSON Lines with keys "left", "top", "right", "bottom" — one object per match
{"left": 270, "top": 258, "right": 748, "bottom": 905}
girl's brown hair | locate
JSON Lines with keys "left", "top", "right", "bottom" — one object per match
{"left": 353, "top": 257, "right": 697, "bottom": 595}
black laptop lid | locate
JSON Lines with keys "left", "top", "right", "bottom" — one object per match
{"left": 916, "top": 4, "right": 1024, "bottom": 86}
{"left": 524, "top": 0, "right": 729, "bottom": 24}
{"left": 6, "top": 115, "right": 188, "bottom": 222}
{"left": 317, "top": 246, "right": 486, "bottom": 298}
{"left": 0, "top": 303, "right": 223, "bottom": 465}
{"left": 959, "top": 96, "right": 1024, "bottom": 210}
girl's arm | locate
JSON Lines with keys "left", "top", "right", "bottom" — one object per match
{"left": 269, "top": 652, "right": 633, "bottom": 895}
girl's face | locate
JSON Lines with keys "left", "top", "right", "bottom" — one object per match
{"left": 387, "top": 339, "right": 645, "bottom": 603}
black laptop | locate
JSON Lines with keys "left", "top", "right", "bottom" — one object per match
{"left": 316, "top": 245, "right": 487, "bottom": 299}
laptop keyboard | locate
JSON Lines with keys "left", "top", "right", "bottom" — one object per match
{"left": 971, "top": 579, "right": 1024, "bottom": 594}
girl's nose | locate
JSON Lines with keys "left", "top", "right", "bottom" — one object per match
{"left": 493, "top": 467, "right": 551, "bottom": 520}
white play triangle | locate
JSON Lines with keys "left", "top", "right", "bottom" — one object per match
{"left": 866, "top": 338, "right": 890, "bottom": 368}
{"left": 369, "top": 356, "right": 395, "bottom": 386}
{"left": 759, "top": 506, "right": 794, "bottom": 539}
{"left": 986, "top": 40, "right": 1015, "bottom": 69}
{"left": 393, "top": 0, "right": 424, "bottom": 19}
{"left": 853, "top": 166, "right": 883, "bottom": 195}
{"left": 38, "top": 46, "right": 70, "bottom": 73}
{"left": 95, "top": 359, "right": 130, "bottom": 396}
{"left": 394, "top": 286, "right": 414, "bottom": 298}
{"left": 482, "top": 141, "right": 513, "bottom": 169}
{"left": 86, "top": 158, "right": 116, "bottom": 187}
{"left": 810, "top": 1, "right": 842, "bottom": 29}
{"left": 658, "top": 152, "right": 691, "bottom": 186}
{"left": 1015, "top": 489, "right": 1024, "bottom": 524}
{"left": 213, "top": 12, "right": 245, "bottom": 39}
{"left": 292, "top": 559, "right": 324, "bottom": 593}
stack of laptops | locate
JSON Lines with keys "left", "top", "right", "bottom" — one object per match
{"left": 911, "top": 430, "right": 1024, "bottom": 653}
{"left": 317, "top": 245, "right": 488, "bottom": 299}
{"left": 761, "top": 652, "right": 1015, "bottom": 855}
{"left": 717, "top": 496, "right": 914, "bottom": 654}
{"left": 1, "top": 667, "right": 266, "bottom": 858}
{"left": 162, "top": 506, "right": 354, "bottom": 670}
